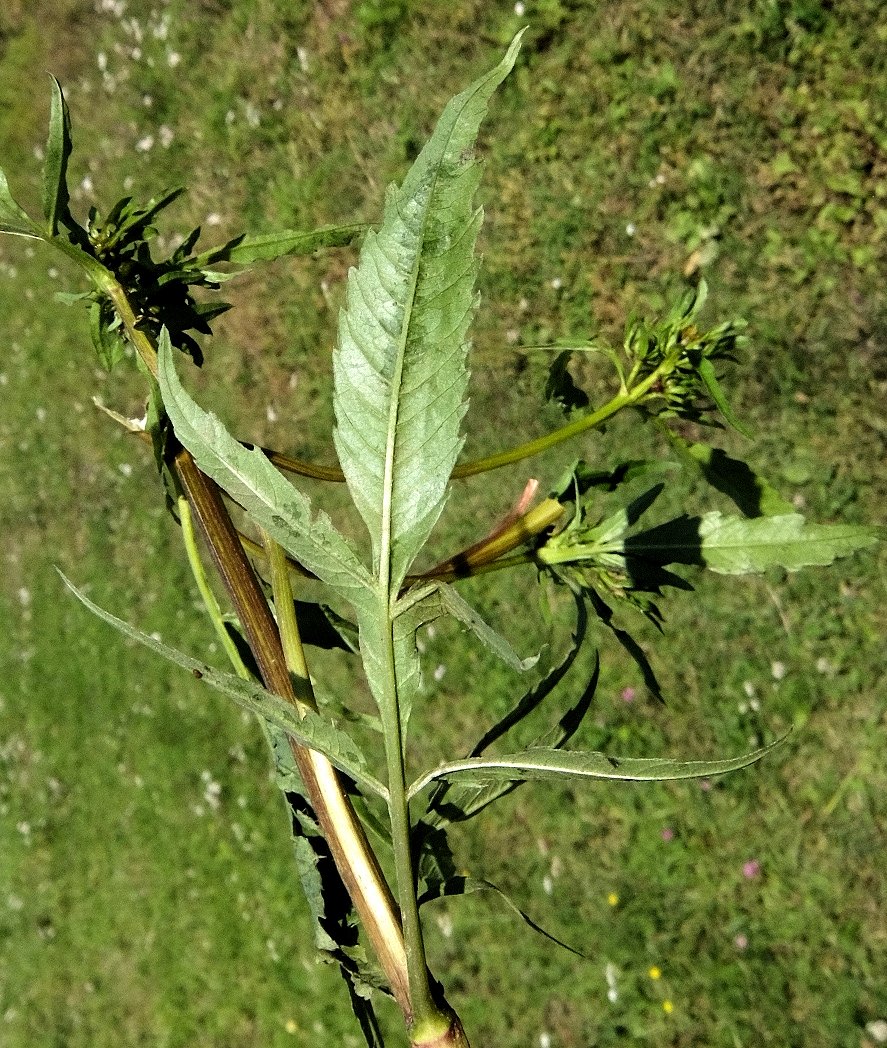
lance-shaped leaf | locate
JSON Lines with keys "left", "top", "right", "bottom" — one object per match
{"left": 625, "top": 512, "right": 883, "bottom": 575}
{"left": 157, "top": 331, "right": 373, "bottom": 610}
{"left": 61, "top": 573, "right": 388, "bottom": 801}
{"left": 42, "top": 76, "right": 73, "bottom": 236}
{"left": 409, "top": 737, "right": 785, "bottom": 800}
{"left": 333, "top": 31, "right": 525, "bottom": 591}
{"left": 697, "top": 356, "right": 753, "bottom": 438}
{"left": 192, "top": 222, "right": 367, "bottom": 268}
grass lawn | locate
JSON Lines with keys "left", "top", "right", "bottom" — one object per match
{"left": 1, "top": 2, "right": 885, "bottom": 1046}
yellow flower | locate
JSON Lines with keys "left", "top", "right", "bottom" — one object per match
{"left": 648, "top": 966, "right": 661, "bottom": 980}
{"left": 663, "top": 1000, "right": 674, "bottom": 1015}
{"left": 607, "top": 891, "right": 619, "bottom": 907}
{"left": 284, "top": 1019, "right": 299, "bottom": 1035}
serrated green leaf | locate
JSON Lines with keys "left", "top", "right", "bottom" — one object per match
{"left": 157, "top": 330, "right": 373, "bottom": 610}
{"left": 356, "top": 595, "right": 434, "bottom": 742}
{"left": 333, "top": 31, "right": 525, "bottom": 591}
{"left": 60, "top": 572, "right": 387, "bottom": 801}
{"left": 361, "top": 580, "right": 536, "bottom": 744}
{"left": 0, "top": 167, "right": 40, "bottom": 238}
{"left": 626, "top": 512, "right": 883, "bottom": 575}
{"left": 42, "top": 76, "right": 73, "bottom": 236}
{"left": 194, "top": 222, "right": 367, "bottom": 267}
{"left": 409, "top": 736, "right": 785, "bottom": 799}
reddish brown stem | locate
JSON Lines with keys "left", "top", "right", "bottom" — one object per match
{"left": 174, "top": 449, "right": 413, "bottom": 1020}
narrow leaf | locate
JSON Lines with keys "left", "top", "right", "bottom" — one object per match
{"left": 60, "top": 573, "right": 388, "bottom": 801}
{"left": 42, "top": 76, "right": 73, "bottom": 236}
{"left": 625, "top": 512, "right": 883, "bottom": 575}
{"left": 157, "top": 330, "right": 373, "bottom": 609}
{"left": 333, "top": 31, "right": 525, "bottom": 590}
{"left": 194, "top": 222, "right": 367, "bottom": 267}
{"left": 697, "top": 357, "right": 753, "bottom": 438}
{"left": 356, "top": 596, "right": 434, "bottom": 742}
{"left": 409, "top": 737, "right": 786, "bottom": 800}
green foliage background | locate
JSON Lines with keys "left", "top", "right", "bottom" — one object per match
{"left": 1, "top": 2, "right": 884, "bottom": 1046}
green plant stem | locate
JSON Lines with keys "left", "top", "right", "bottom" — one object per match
{"left": 375, "top": 590, "right": 451, "bottom": 1040}
{"left": 262, "top": 369, "right": 663, "bottom": 484}
{"left": 179, "top": 496, "right": 252, "bottom": 678}
{"left": 262, "top": 529, "right": 317, "bottom": 713}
